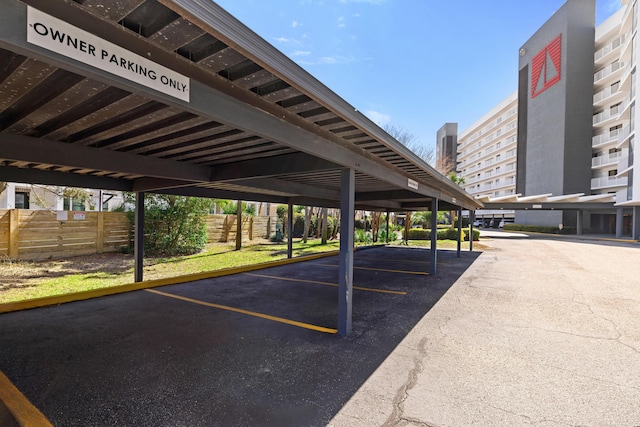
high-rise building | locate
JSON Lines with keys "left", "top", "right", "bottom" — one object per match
{"left": 456, "top": 92, "right": 518, "bottom": 224}
{"left": 591, "top": 3, "right": 637, "bottom": 235}
{"left": 516, "top": 0, "right": 596, "bottom": 228}
{"left": 450, "top": 0, "right": 640, "bottom": 238}
{"left": 435, "top": 123, "right": 458, "bottom": 174}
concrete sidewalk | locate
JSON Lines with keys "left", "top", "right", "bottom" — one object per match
{"left": 329, "top": 234, "right": 640, "bottom": 426}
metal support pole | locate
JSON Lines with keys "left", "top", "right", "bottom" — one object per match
{"left": 134, "top": 192, "right": 145, "bottom": 283}
{"left": 385, "top": 209, "right": 390, "bottom": 244}
{"left": 338, "top": 168, "right": 355, "bottom": 336}
{"left": 576, "top": 210, "right": 583, "bottom": 235}
{"left": 633, "top": 206, "right": 640, "bottom": 241}
{"left": 616, "top": 208, "right": 624, "bottom": 238}
{"left": 457, "top": 206, "right": 462, "bottom": 258}
{"left": 236, "top": 200, "right": 242, "bottom": 250}
{"left": 430, "top": 198, "right": 438, "bottom": 275}
{"left": 469, "top": 211, "right": 474, "bottom": 252}
{"left": 287, "top": 202, "right": 293, "bottom": 259}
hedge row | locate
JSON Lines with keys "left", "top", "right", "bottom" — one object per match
{"left": 406, "top": 228, "right": 480, "bottom": 241}
{"left": 502, "top": 223, "right": 576, "bottom": 234}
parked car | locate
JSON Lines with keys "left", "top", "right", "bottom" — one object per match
{"left": 472, "top": 220, "right": 483, "bottom": 227}
{"left": 499, "top": 220, "right": 505, "bottom": 228}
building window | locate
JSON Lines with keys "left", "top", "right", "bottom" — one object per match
{"left": 63, "top": 197, "right": 85, "bottom": 211}
{"left": 15, "top": 192, "right": 30, "bottom": 209}
{"left": 608, "top": 169, "right": 618, "bottom": 177}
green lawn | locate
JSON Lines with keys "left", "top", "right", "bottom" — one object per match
{"left": 0, "top": 237, "right": 478, "bottom": 304}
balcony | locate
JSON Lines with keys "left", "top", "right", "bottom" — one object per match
{"left": 591, "top": 175, "right": 628, "bottom": 189}
{"left": 592, "top": 128, "right": 621, "bottom": 148}
{"left": 618, "top": 155, "right": 630, "bottom": 172}
{"left": 594, "top": 34, "right": 626, "bottom": 64}
{"left": 594, "top": 61, "right": 624, "bottom": 84}
{"left": 617, "top": 124, "right": 633, "bottom": 148}
{"left": 593, "top": 83, "right": 623, "bottom": 105}
{"left": 593, "top": 103, "right": 624, "bottom": 126}
{"left": 592, "top": 151, "right": 622, "bottom": 168}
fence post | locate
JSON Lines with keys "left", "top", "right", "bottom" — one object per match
{"left": 249, "top": 217, "right": 253, "bottom": 240}
{"left": 8, "top": 209, "right": 19, "bottom": 260}
{"left": 96, "top": 211, "right": 104, "bottom": 254}
{"left": 266, "top": 216, "right": 271, "bottom": 239}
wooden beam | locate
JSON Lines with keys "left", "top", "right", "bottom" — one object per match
{"left": 0, "top": 134, "right": 211, "bottom": 183}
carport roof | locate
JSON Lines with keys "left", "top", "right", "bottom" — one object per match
{"left": 477, "top": 192, "right": 617, "bottom": 210}
{"left": 0, "top": 0, "right": 481, "bottom": 212}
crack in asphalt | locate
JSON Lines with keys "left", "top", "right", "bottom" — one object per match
{"left": 383, "top": 338, "right": 431, "bottom": 427}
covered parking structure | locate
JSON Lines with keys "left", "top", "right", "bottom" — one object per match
{"left": 478, "top": 192, "right": 640, "bottom": 239}
{"left": 0, "top": 0, "right": 481, "bottom": 335}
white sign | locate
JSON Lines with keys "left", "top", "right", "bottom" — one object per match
{"left": 27, "top": 7, "right": 190, "bottom": 102}
{"left": 56, "top": 211, "right": 68, "bottom": 221}
{"left": 408, "top": 178, "right": 419, "bottom": 190}
{"left": 73, "top": 212, "right": 86, "bottom": 220}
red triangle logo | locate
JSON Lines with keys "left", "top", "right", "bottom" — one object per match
{"left": 531, "top": 34, "right": 562, "bottom": 98}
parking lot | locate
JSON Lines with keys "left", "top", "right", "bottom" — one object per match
{"left": 0, "top": 246, "right": 479, "bottom": 426}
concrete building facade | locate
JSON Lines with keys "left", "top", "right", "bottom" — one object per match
{"left": 456, "top": 92, "right": 518, "bottom": 224}
{"left": 451, "top": 0, "right": 640, "bottom": 238}
{"left": 516, "top": 0, "right": 596, "bottom": 228}
{"left": 0, "top": 183, "right": 123, "bottom": 212}
{"left": 435, "top": 123, "right": 458, "bottom": 174}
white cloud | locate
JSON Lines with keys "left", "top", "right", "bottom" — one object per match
{"left": 296, "top": 54, "right": 364, "bottom": 66}
{"left": 365, "top": 110, "right": 391, "bottom": 126}
{"left": 338, "top": 16, "right": 346, "bottom": 28}
{"left": 291, "top": 20, "right": 302, "bottom": 28}
{"left": 319, "top": 56, "right": 337, "bottom": 64}
{"left": 274, "top": 36, "right": 302, "bottom": 46}
{"left": 291, "top": 50, "right": 312, "bottom": 57}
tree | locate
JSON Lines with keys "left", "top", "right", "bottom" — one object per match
{"left": 448, "top": 171, "right": 466, "bottom": 185}
{"left": 445, "top": 171, "right": 466, "bottom": 228}
{"left": 370, "top": 211, "right": 382, "bottom": 242}
{"left": 302, "top": 206, "right": 313, "bottom": 243}
{"left": 384, "top": 124, "right": 434, "bottom": 165}
{"left": 320, "top": 208, "right": 329, "bottom": 244}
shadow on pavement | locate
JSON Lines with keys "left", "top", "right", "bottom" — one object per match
{"left": 0, "top": 246, "right": 480, "bottom": 426}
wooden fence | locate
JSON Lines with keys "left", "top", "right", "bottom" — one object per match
{"left": 0, "top": 210, "right": 276, "bottom": 261}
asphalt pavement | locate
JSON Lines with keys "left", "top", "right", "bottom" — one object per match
{"left": 2, "top": 233, "right": 639, "bottom": 426}
{"left": 329, "top": 231, "right": 640, "bottom": 426}
{"left": 0, "top": 246, "right": 478, "bottom": 426}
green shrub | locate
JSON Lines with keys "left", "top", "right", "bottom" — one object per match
{"left": 406, "top": 227, "right": 479, "bottom": 241}
{"left": 126, "top": 195, "right": 213, "bottom": 256}
{"left": 466, "top": 229, "right": 480, "bottom": 241}
{"left": 380, "top": 229, "right": 399, "bottom": 242}
{"left": 292, "top": 213, "right": 305, "bottom": 237}
{"left": 354, "top": 229, "right": 373, "bottom": 243}
{"left": 503, "top": 223, "right": 576, "bottom": 234}
{"left": 407, "top": 228, "right": 431, "bottom": 239}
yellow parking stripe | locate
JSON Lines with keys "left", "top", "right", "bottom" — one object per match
{"left": 0, "top": 370, "right": 53, "bottom": 427}
{"left": 145, "top": 289, "right": 337, "bottom": 334}
{"left": 245, "top": 273, "right": 407, "bottom": 295}
{"left": 315, "top": 264, "right": 430, "bottom": 276}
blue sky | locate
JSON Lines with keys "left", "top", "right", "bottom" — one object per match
{"left": 214, "top": 0, "right": 622, "bottom": 153}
